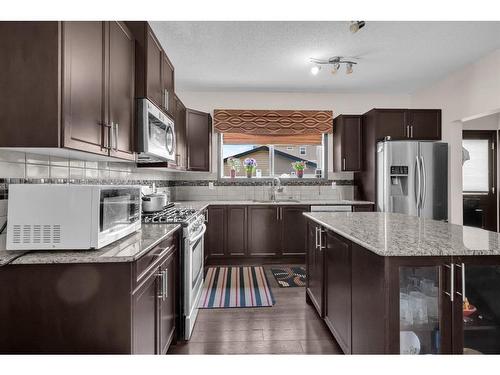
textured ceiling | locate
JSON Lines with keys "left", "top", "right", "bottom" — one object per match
{"left": 149, "top": 21, "right": 500, "bottom": 94}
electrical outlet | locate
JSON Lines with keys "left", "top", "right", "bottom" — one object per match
{"left": 208, "top": 182, "right": 214, "bottom": 190}
{"left": 331, "top": 181, "right": 337, "bottom": 189}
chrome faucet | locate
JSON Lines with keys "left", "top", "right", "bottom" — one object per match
{"left": 270, "top": 177, "right": 283, "bottom": 201}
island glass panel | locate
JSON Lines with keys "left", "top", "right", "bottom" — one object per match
{"left": 399, "top": 266, "right": 441, "bottom": 354}
{"left": 462, "top": 264, "right": 500, "bottom": 354}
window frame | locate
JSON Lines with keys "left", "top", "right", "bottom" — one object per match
{"left": 218, "top": 133, "right": 328, "bottom": 180}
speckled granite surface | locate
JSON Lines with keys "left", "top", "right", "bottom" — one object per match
{"left": 304, "top": 212, "right": 500, "bottom": 257}
{"left": 0, "top": 224, "right": 181, "bottom": 265}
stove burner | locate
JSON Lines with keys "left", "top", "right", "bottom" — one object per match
{"left": 142, "top": 206, "right": 199, "bottom": 224}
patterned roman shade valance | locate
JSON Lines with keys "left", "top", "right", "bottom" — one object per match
{"left": 213, "top": 109, "right": 333, "bottom": 135}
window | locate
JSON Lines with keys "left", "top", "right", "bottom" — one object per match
{"left": 220, "top": 134, "right": 326, "bottom": 179}
{"left": 463, "top": 139, "right": 489, "bottom": 192}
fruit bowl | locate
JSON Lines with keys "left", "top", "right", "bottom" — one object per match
{"left": 463, "top": 305, "right": 477, "bottom": 317}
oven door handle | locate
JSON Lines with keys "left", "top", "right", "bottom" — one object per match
{"left": 189, "top": 224, "right": 207, "bottom": 244}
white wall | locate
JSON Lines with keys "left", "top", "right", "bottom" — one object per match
{"left": 176, "top": 91, "right": 411, "bottom": 180}
{"left": 411, "top": 49, "right": 500, "bottom": 225}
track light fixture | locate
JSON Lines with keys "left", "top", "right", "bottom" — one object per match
{"left": 349, "top": 21, "right": 365, "bottom": 33}
{"left": 309, "top": 56, "right": 358, "bottom": 76}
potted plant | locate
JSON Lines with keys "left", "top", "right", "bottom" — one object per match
{"left": 292, "top": 161, "right": 306, "bottom": 178}
{"left": 227, "top": 157, "right": 241, "bottom": 179}
{"left": 243, "top": 158, "right": 257, "bottom": 178}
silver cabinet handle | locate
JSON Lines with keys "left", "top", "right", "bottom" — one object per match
{"left": 109, "top": 122, "right": 115, "bottom": 151}
{"left": 406, "top": 125, "right": 410, "bottom": 138}
{"left": 444, "top": 263, "right": 454, "bottom": 302}
{"left": 156, "top": 271, "right": 165, "bottom": 299}
{"left": 410, "top": 125, "right": 414, "bottom": 138}
{"left": 164, "top": 269, "right": 168, "bottom": 299}
{"left": 342, "top": 158, "right": 346, "bottom": 171}
{"left": 318, "top": 228, "right": 324, "bottom": 251}
{"left": 455, "top": 263, "right": 465, "bottom": 300}
{"left": 114, "top": 123, "right": 119, "bottom": 151}
{"left": 315, "top": 226, "right": 319, "bottom": 249}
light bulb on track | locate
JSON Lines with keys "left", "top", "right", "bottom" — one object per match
{"left": 346, "top": 63, "right": 353, "bottom": 74}
{"left": 349, "top": 21, "right": 365, "bottom": 33}
{"left": 311, "top": 65, "right": 321, "bottom": 75}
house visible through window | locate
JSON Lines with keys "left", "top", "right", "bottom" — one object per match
{"left": 220, "top": 134, "right": 325, "bottom": 178}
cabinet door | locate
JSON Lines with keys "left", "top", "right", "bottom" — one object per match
{"left": 108, "top": 21, "right": 135, "bottom": 160}
{"left": 324, "top": 231, "right": 352, "bottom": 353}
{"left": 306, "top": 222, "right": 324, "bottom": 317}
{"left": 453, "top": 257, "right": 500, "bottom": 354}
{"left": 174, "top": 96, "right": 187, "bottom": 169}
{"left": 374, "top": 109, "right": 407, "bottom": 141}
{"left": 186, "top": 109, "right": 212, "bottom": 172}
{"left": 334, "top": 115, "right": 362, "bottom": 172}
{"left": 281, "top": 205, "right": 308, "bottom": 255}
{"left": 62, "top": 21, "right": 108, "bottom": 155}
{"left": 161, "top": 53, "right": 175, "bottom": 118}
{"left": 407, "top": 109, "right": 441, "bottom": 140}
{"left": 206, "top": 206, "right": 225, "bottom": 257}
{"left": 247, "top": 206, "right": 280, "bottom": 255}
{"left": 352, "top": 205, "right": 374, "bottom": 212}
{"left": 146, "top": 28, "right": 162, "bottom": 107}
{"left": 158, "top": 250, "right": 177, "bottom": 354}
{"left": 226, "top": 206, "right": 247, "bottom": 256}
{"left": 132, "top": 271, "right": 159, "bottom": 354}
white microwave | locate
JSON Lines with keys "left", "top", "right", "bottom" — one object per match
{"left": 6, "top": 184, "right": 141, "bottom": 251}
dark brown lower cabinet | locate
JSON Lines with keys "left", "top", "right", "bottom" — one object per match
{"left": 305, "top": 218, "right": 500, "bottom": 354}
{"left": 247, "top": 206, "right": 281, "bottom": 256}
{"left": 352, "top": 204, "right": 374, "bottom": 212}
{"left": 205, "top": 206, "right": 226, "bottom": 258}
{"left": 0, "top": 232, "right": 179, "bottom": 354}
{"left": 324, "top": 231, "right": 351, "bottom": 354}
{"left": 226, "top": 206, "right": 247, "bottom": 256}
{"left": 306, "top": 221, "right": 324, "bottom": 317}
{"left": 280, "top": 205, "right": 308, "bottom": 255}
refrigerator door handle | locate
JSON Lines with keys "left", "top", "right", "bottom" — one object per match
{"left": 415, "top": 156, "right": 421, "bottom": 210}
{"left": 420, "top": 155, "right": 426, "bottom": 209}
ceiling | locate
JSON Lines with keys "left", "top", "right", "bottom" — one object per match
{"left": 149, "top": 21, "right": 500, "bottom": 94}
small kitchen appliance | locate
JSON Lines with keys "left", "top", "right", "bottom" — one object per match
{"left": 6, "top": 184, "right": 141, "bottom": 250}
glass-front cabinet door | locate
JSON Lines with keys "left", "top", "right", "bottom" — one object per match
{"left": 390, "top": 258, "right": 453, "bottom": 354}
{"left": 454, "top": 257, "right": 500, "bottom": 354}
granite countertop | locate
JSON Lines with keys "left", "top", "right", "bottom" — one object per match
{"left": 0, "top": 224, "right": 181, "bottom": 265}
{"left": 174, "top": 200, "right": 373, "bottom": 206}
{"left": 303, "top": 212, "right": 500, "bottom": 257}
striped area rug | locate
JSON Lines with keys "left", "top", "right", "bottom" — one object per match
{"left": 199, "top": 266, "right": 275, "bottom": 308}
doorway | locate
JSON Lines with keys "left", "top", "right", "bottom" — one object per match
{"left": 462, "top": 130, "right": 497, "bottom": 231}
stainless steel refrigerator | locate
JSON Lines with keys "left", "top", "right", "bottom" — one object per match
{"left": 377, "top": 140, "right": 448, "bottom": 220}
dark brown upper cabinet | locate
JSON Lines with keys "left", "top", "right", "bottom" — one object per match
{"left": 333, "top": 115, "right": 363, "bottom": 172}
{"left": 186, "top": 108, "right": 212, "bottom": 172}
{"left": 126, "top": 22, "right": 175, "bottom": 119}
{"left": 171, "top": 95, "right": 187, "bottom": 170}
{"left": 407, "top": 109, "right": 442, "bottom": 140}
{"left": 0, "top": 21, "right": 135, "bottom": 160}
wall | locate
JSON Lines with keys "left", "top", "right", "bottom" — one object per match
{"left": 411, "top": 49, "right": 500, "bottom": 225}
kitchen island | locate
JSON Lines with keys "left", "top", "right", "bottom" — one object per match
{"left": 304, "top": 212, "right": 500, "bottom": 354}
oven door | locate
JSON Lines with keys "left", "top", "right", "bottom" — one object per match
{"left": 97, "top": 187, "right": 141, "bottom": 248}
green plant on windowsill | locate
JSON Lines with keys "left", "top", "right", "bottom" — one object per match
{"left": 227, "top": 157, "right": 241, "bottom": 179}
{"left": 291, "top": 161, "right": 306, "bottom": 178}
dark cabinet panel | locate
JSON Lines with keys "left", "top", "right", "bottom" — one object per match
{"left": 306, "top": 222, "right": 324, "bottom": 317}
{"left": 352, "top": 204, "right": 374, "bottom": 212}
{"left": 146, "top": 28, "right": 162, "bottom": 108}
{"left": 374, "top": 109, "right": 407, "bottom": 141}
{"left": 173, "top": 95, "right": 187, "bottom": 170}
{"left": 62, "top": 21, "right": 108, "bottom": 155}
{"left": 333, "top": 115, "right": 362, "bottom": 172}
{"left": 324, "top": 231, "right": 352, "bottom": 354}
{"left": 407, "top": 109, "right": 441, "bottom": 140}
{"left": 206, "top": 206, "right": 226, "bottom": 257}
{"left": 281, "top": 205, "right": 308, "bottom": 255}
{"left": 108, "top": 21, "right": 135, "bottom": 160}
{"left": 186, "top": 109, "right": 212, "bottom": 172}
{"left": 161, "top": 54, "right": 175, "bottom": 118}
{"left": 132, "top": 271, "right": 159, "bottom": 354}
{"left": 247, "top": 206, "right": 280, "bottom": 255}
{"left": 226, "top": 206, "right": 247, "bottom": 256}
{"left": 158, "top": 250, "right": 177, "bottom": 354}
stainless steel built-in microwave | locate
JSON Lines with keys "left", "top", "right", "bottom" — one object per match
{"left": 6, "top": 184, "right": 141, "bottom": 250}
{"left": 137, "top": 98, "right": 176, "bottom": 163}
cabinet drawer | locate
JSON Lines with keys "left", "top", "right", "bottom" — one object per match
{"left": 135, "top": 234, "right": 177, "bottom": 284}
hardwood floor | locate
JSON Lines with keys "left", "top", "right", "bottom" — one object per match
{"left": 168, "top": 265, "right": 342, "bottom": 354}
